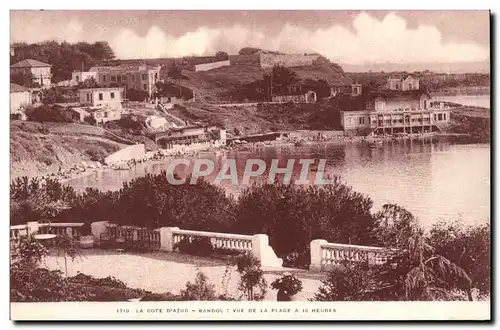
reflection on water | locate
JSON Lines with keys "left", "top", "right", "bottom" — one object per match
{"left": 66, "top": 139, "right": 490, "bottom": 228}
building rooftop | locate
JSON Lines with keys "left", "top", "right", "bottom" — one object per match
{"left": 78, "top": 87, "right": 124, "bottom": 92}
{"left": 10, "top": 83, "right": 29, "bottom": 93}
{"left": 11, "top": 59, "right": 51, "bottom": 68}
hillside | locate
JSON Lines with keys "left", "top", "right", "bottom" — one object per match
{"left": 10, "top": 121, "right": 125, "bottom": 179}
{"left": 167, "top": 56, "right": 352, "bottom": 102}
{"left": 168, "top": 101, "right": 342, "bottom": 137}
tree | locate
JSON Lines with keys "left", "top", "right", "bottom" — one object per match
{"left": 167, "top": 64, "right": 185, "bottom": 98}
{"left": 215, "top": 51, "right": 229, "bottom": 60}
{"left": 428, "top": 220, "right": 490, "bottom": 296}
{"left": 262, "top": 65, "right": 300, "bottom": 99}
{"left": 78, "top": 77, "right": 100, "bottom": 89}
{"left": 235, "top": 178, "right": 376, "bottom": 261}
{"left": 371, "top": 204, "right": 474, "bottom": 301}
{"left": 238, "top": 47, "right": 261, "bottom": 55}
{"left": 11, "top": 41, "right": 115, "bottom": 82}
{"left": 11, "top": 71, "right": 39, "bottom": 88}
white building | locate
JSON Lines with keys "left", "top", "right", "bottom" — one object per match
{"left": 10, "top": 59, "right": 52, "bottom": 89}
{"left": 341, "top": 91, "right": 452, "bottom": 136}
{"left": 78, "top": 87, "right": 124, "bottom": 110}
{"left": 10, "top": 83, "right": 31, "bottom": 114}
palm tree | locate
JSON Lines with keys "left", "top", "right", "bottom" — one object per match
{"left": 371, "top": 204, "right": 473, "bottom": 301}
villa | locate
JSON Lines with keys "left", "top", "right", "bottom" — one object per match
{"left": 341, "top": 90, "right": 452, "bottom": 136}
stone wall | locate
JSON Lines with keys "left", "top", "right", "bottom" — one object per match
{"left": 228, "top": 54, "right": 261, "bottom": 66}
{"left": 104, "top": 144, "right": 146, "bottom": 165}
{"left": 195, "top": 60, "right": 230, "bottom": 72}
{"left": 260, "top": 53, "right": 319, "bottom": 69}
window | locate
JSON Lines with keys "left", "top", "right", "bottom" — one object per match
{"left": 110, "top": 92, "right": 115, "bottom": 99}
{"left": 117, "top": 76, "right": 121, "bottom": 82}
{"left": 111, "top": 75, "right": 116, "bottom": 82}
{"left": 438, "top": 113, "right": 443, "bottom": 121}
{"left": 86, "top": 93, "right": 90, "bottom": 102}
{"left": 142, "top": 74, "right": 147, "bottom": 80}
{"left": 408, "top": 83, "right": 412, "bottom": 90}
{"left": 443, "top": 113, "right": 447, "bottom": 121}
{"left": 358, "top": 117, "right": 365, "bottom": 125}
{"left": 76, "top": 76, "right": 80, "bottom": 82}
{"left": 104, "top": 112, "right": 108, "bottom": 118}
{"left": 99, "top": 93, "right": 103, "bottom": 101}
{"left": 103, "top": 75, "right": 107, "bottom": 82}
{"left": 154, "top": 73, "right": 158, "bottom": 80}
{"left": 132, "top": 75, "right": 135, "bottom": 81}
{"left": 143, "top": 84, "right": 147, "bottom": 90}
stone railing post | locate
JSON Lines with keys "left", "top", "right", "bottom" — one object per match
{"left": 309, "top": 239, "right": 327, "bottom": 272}
{"left": 91, "top": 221, "right": 109, "bottom": 240}
{"left": 251, "top": 234, "right": 282, "bottom": 268}
{"left": 251, "top": 234, "right": 268, "bottom": 263}
{"left": 26, "top": 221, "right": 39, "bottom": 236}
{"left": 159, "top": 227, "right": 179, "bottom": 252}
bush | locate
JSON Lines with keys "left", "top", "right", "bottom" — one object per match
{"left": 235, "top": 253, "right": 267, "bottom": 301}
{"left": 180, "top": 272, "right": 218, "bottom": 301}
{"left": 271, "top": 273, "right": 303, "bottom": 296}
{"left": 427, "top": 221, "right": 490, "bottom": 295}
{"left": 175, "top": 237, "right": 214, "bottom": 257}
{"left": 312, "top": 263, "right": 373, "bottom": 301}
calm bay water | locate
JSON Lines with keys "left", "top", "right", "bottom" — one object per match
{"left": 432, "top": 94, "right": 490, "bottom": 109}
{"left": 66, "top": 139, "right": 490, "bottom": 228}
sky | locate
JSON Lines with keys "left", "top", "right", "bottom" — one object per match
{"left": 10, "top": 10, "right": 490, "bottom": 65}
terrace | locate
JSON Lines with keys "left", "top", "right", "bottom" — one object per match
{"left": 11, "top": 221, "right": 396, "bottom": 301}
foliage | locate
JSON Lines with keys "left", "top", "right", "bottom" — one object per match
{"left": 238, "top": 47, "right": 261, "bottom": 55}
{"left": 78, "top": 77, "right": 100, "bottom": 89}
{"left": 11, "top": 41, "right": 115, "bottom": 82}
{"left": 83, "top": 115, "right": 97, "bottom": 126}
{"left": 271, "top": 272, "right": 303, "bottom": 296}
{"left": 42, "top": 86, "right": 78, "bottom": 104}
{"left": 175, "top": 237, "right": 214, "bottom": 257}
{"left": 25, "top": 104, "right": 75, "bottom": 123}
{"left": 126, "top": 88, "right": 149, "bottom": 102}
{"left": 10, "top": 177, "right": 76, "bottom": 225}
{"left": 215, "top": 51, "right": 229, "bottom": 60}
{"left": 11, "top": 71, "right": 39, "bottom": 88}
{"left": 16, "top": 235, "right": 49, "bottom": 266}
{"left": 180, "top": 272, "right": 218, "bottom": 301}
{"left": 235, "top": 178, "right": 376, "bottom": 258}
{"left": 11, "top": 113, "right": 23, "bottom": 120}
{"left": 428, "top": 220, "right": 490, "bottom": 295}
{"left": 235, "top": 253, "right": 267, "bottom": 301}
{"left": 312, "top": 262, "right": 375, "bottom": 301}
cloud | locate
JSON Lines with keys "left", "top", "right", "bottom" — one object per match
{"left": 12, "top": 12, "right": 488, "bottom": 64}
{"left": 109, "top": 12, "right": 488, "bottom": 64}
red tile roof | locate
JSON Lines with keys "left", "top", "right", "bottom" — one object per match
{"left": 11, "top": 59, "right": 51, "bottom": 68}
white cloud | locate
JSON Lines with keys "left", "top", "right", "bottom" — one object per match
{"left": 109, "top": 12, "right": 488, "bottom": 64}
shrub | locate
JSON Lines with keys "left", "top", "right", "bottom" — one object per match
{"left": 427, "top": 220, "right": 490, "bottom": 295}
{"left": 235, "top": 253, "right": 267, "bottom": 301}
{"left": 271, "top": 273, "right": 303, "bottom": 296}
{"left": 312, "top": 262, "right": 372, "bottom": 301}
{"left": 180, "top": 272, "right": 218, "bottom": 301}
{"left": 175, "top": 237, "right": 214, "bottom": 257}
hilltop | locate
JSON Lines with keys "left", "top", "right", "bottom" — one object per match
{"left": 176, "top": 56, "right": 352, "bottom": 102}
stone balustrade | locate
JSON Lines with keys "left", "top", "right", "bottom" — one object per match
{"left": 10, "top": 221, "right": 84, "bottom": 243}
{"left": 309, "top": 239, "right": 396, "bottom": 272}
{"left": 160, "top": 227, "right": 282, "bottom": 268}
